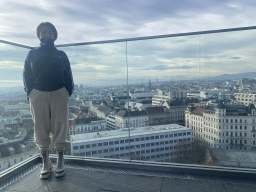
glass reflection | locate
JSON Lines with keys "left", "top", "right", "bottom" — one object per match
{"left": 0, "top": 43, "right": 36, "bottom": 173}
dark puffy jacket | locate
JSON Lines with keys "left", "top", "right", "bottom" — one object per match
{"left": 23, "top": 39, "right": 74, "bottom": 97}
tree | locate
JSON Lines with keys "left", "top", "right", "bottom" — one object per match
{"left": 174, "top": 137, "right": 209, "bottom": 164}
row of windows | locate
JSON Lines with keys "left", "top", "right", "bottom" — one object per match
{"left": 191, "top": 115, "right": 256, "bottom": 124}
{"left": 191, "top": 122, "right": 252, "bottom": 130}
{"left": 192, "top": 124, "right": 251, "bottom": 132}
{"left": 74, "top": 150, "right": 179, "bottom": 157}
{"left": 219, "top": 139, "right": 248, "bottom": 144}
{"left": 74, "top": 138, "right": 191, "bottom": 150}
{"left": 73, "top": 132, "right": 191, "bottom": 150}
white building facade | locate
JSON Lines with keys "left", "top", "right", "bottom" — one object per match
{"left": 70, "top": 124, "right": 192, "bottom": 162}
{"left": 185, "top": 103, "right": 256, "bottom": 150}
{"left": 129, "top": 91, "right": 158, "bottom": 99}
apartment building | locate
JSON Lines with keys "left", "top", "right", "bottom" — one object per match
{"left": 235, "top": 93, "right": 256, "bottom": 106}
{"left": 129, "top": 91, "right": 158, "bottom": 99}
{"left": 68, "top": 118, "right": 107, "bottom": 136}
{"left": 185, "top": 102, "right": 256, "bottom": 150}
{"left": 114, "top": 110, "right": 149, "bottom": 129}
{"left": 152, "top": 90, "right": 187, "bottom": 106}
{"left": 4, "top": 102, "right": 30, "bottom": 111}
{"left": 145, "top": 106, "right": 170, "bottom": 126}
{"left": 70, "top": 124, "right": 192, "bottom": 162}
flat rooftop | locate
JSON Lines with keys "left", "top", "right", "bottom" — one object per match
{"left": 70, "top": 124, "right": 190, "bottom": 143}
{"left": 1, "top": 155, "right": 256, "bottom": 192}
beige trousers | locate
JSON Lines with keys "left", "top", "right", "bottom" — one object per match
{"left": 29, "top": 87, "right": 70, "bottom": 151}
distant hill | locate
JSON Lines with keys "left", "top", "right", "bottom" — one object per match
{"left": 203, "top": 72, "right": 256, "bottom": 80}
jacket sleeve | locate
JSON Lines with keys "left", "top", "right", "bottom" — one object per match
{"left": 23, "top": 52, "right": 34, "bottom": 97}
{"left": 63, "top": 52, "right": 74, "bottom": 96}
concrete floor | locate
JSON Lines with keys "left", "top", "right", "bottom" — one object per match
{"left": 2, "top": 166, "right": 256, "bottom": 192}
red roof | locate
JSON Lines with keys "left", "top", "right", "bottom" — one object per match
{"left": 191, "top": 107, "right": 206, "bottom": 116}
{"left": 68, "top": 119, "right": 76, "bottom": 126}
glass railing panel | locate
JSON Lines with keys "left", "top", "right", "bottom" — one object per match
{"left": 2, "top": 27, "right": 256, "bottom": 174}
{"left": 60, "top": 43, "right": 132, "bottom": 160}
{"left": 126, "top": 29, "right": 256, "bottom": 166}
{"left": 0, "top": 42, "right": 38, "bottom": 173}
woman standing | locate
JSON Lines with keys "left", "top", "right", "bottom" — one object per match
{"left": 23, "top": 22, "right": 74, "bottom": 179}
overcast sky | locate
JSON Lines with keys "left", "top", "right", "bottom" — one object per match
{"left": 1, "top": 0, "right": 256, "bottom": 87}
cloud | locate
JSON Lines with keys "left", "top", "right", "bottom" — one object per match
{"left": 133, "top": 65, "right": 193, "bottom": 71}
{"left": 1, "top": 0, "right": 256, "bottom": 87}
{"left": 230, "top": 57, "right": 241, "bottom": 59}
{"left": 0, "top": 61, "right": 24, "bottom": 69}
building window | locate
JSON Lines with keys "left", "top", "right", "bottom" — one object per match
{"left": 109, "top": 141, "right": 113, "bottom": 145}
{"left": 98, "top": 143, "right": 102, "bottom": 147}
{"left": 73, "top": 146, "right": 78, "bottom": 150}
{"left": 104, "top": 149, "right": 108, "bottom": 153}
{"left": 151, "top": 155, "right": 156, "bottom": 159}
{"left": 103, "top": 142, "right": 108, "bottom": 146}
